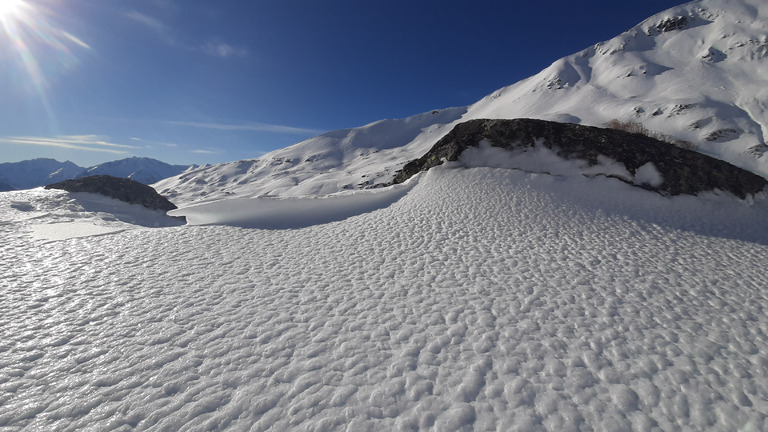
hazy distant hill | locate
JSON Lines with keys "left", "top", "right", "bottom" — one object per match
{"left": 0, "top": 157, "right": 192, "bottom": 191}
{"left": 81, "top": 157, "right": 192, "bottom": 185}
{"left": 0, "top": 158, "right": 85, "bottom": 191}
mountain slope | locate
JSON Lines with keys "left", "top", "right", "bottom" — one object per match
{"left": 0, "top": 157, "right": 193, "bottom": 190}
{"left": 82, "top": 157, "right": 191, "bottom": 185}
{"left": 156, "top": 0, "right": 768, "bottom": 206}
{"left": 464, "top": 0, "right": 768, "bottom": 173}
{"left": 155, "top": 107, "right": 468, "bottom": 205}
{"left": 0, "top": 158, "right": 85, "bottom": 190}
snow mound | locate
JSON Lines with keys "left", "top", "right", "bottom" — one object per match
{"left": 168, "top": 179, "right": 416, "bottom": 229}
{"left": 0, "top": 188, "right": 184, "bottom": 242}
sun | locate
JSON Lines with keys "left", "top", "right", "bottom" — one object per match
{"left": 0, "top": 0, "right": 90, "bottom": 122}
{"left": 0, "top": 0, "right": 24, "bottom": 20}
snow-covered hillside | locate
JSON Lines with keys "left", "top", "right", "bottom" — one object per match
{"left": 155, "top": 107, "right": 468, "bottom": 205}
{"left": 156, "top": 0, "right": 768, "bottom": 206}
{"left": 3, "top": 166, "right": 768, "bottom": 430}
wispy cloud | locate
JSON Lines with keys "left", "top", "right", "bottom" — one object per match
{"left": 0, "top": 135, "right": 138, "bottom": 154}
{"left": 125, "top": 11, "right": 176, "bottom": 45}
{"left": 165, "top": 120, "right": 323, "bottom": 135}
{"left": 125, "top": 11, "right": 247, "bottom": 58}
{"left": 201, "top": 39, "right": 248, "bottom": 58}
{"left": 191, "top": 149, "right": 219, "bottom": 154}
{"left": 125, "top": 11, "right": 166, "bottom": 33}
{"left": 62, "top": 32, "right": 91, "bottom": 49}
{"left": 129, "top": 137, "right": 178, "bottom": 148}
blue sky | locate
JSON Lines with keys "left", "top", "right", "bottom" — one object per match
{"left": 1, "top": 0, "right": 686, "bottom": 166}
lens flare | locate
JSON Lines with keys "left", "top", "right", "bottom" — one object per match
{"left": 0, "top": 0, "right": 24, "bottom": 18}
{"left": 1, "top": 0, "right": 90, "bottom": 124}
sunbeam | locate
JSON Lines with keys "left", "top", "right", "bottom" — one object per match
{"left": 0, "top": 0, "right": 90, "bottom": 129}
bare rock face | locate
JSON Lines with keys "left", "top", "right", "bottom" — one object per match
{"left": 391, "top": 119, "right": 767, "bottom": 199}
{"left": 45, "top": 175, "right": 178, "bottom": 211}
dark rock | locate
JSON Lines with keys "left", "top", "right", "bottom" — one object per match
{"left": 391, "top": 118, "right": 767, "bottom": 199}
{"left": 45, "top": 175, "right": 178, "bottom": 211}
{"left": 651, "top": 16, "right": 689, "bottom": 34}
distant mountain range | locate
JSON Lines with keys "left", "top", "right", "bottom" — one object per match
{"left": 0, "top": 157, "right": 193, "bottom": 191}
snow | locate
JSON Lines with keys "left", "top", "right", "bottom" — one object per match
{"left": 154, "top": 107, "right": 468, "bottom": 206}
{"left": 29, "top": 222, "right": 126, "bottom": 242}
{"left": 168, "top": 180, "right": 416, "bottom": 229}
{"left": 3, "top": 1, "right": 768, "bottom": 429}
{"left": 2, "top": 166, "right": 768, "bottom": 430}
{"left": 634, "top": 162, "right": 664, "bottom": 187}
{"left": 458, "top": 140, "right": 634, "bottom": 182}
{"left": 84, "top": 157, "right": 191, "bottom": 185}
{"left": 0, "top": 188, "right": 184, "bottom": 242}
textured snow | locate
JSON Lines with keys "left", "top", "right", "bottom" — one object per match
{"left": 1, "top": 188, "right": 184, "bottom": 242}
{"left": 3, "top": 167, "right": 768, "bottom": 430}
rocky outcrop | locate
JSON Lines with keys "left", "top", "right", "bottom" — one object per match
{"left": 391, "top": 119, "right": 768, "bottom": 198}
{"left": 45, "top": 175, "right": 178, "bottom": 211}
{"left": 651, "top": 16, "right": 689, "bottom": 34}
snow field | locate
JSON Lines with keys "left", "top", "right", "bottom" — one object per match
{"left": 2, "top": 167, "right": 768, "bottom": 430}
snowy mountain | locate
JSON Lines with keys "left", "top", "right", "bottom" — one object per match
{"left": 0, "top": 157, "right": 192, "bottom": 190}
{"left": 0, "top": 158, "right": 86, "bottom": 190}
{"left": 156, "top": 0, "right": 768, "bottom": 206}
{"left": 81, "top": 157, "right": 192, "bottom": 185}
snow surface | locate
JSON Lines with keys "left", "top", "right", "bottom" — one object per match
{"left": 155, "top": 0, "right": 768, "bottom": 206}
{"left": 168, "top": 180, "right": 416, "bottom": 229}
{"left": 0, "top": 188, "right": 184, "bottom": 242}
{"left": 3, "top": 166, "right": 768, "bottom": 430}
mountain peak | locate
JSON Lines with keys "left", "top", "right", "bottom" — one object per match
{"left": 0, "top": 157, "right": 193, "bottom": 191}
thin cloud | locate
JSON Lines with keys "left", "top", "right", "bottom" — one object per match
{"left": 62, "top": 32, "right": 91, "bottom": 49}
{"left": 130, "top": 137, "right": 178, "bottom": 148}
{"left": 125, "top": 11, "right": 166, "bottom": 33}
{"left": 201, "top": 40, "right": 248, "bottom": 58}
{"left": 166, "top": 120, "right": 323, "bottom": 135}
{"left": 125, "top": 12, "right": 247, "bottom": 58}
{"left": 0, "top": 135, "right": 138, "bottom": 154}
{"left": 125, "top": 11, "right": 177, "bottom": 46}
{"left": 191, "top": 149, "right": 219, "bottom": 154}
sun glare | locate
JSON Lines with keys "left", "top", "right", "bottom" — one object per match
{"left": 1, "top": 0, "right": 90, "bottom": 125}
{"left": 0, "top": 0, "right": 24, "bottom": 20}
